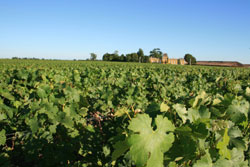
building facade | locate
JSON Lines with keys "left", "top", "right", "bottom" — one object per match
{"left": 149, "top": 53, "right": 186, "bottom": 65}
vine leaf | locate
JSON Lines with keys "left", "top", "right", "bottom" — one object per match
{"left": 226, "top": 99, "right": 249, "bottom": 124}
{"left": 128, "top": 114, "right": 175, "bottom": 167}
{"left": 112, "top": 139, "right": 130, "bottom": 160}
{"left": 214, "top": 148, "right": 248, "bottom": 167}
{"left": 216, "top": 128, "right": 231, "bottom": 160}
{"left": 246, "top": 87, "right": 250, "bottom": 97}
{"left": 193, "top": 150, "right": 212, "bottom": 167}
{"left": 26, "top": 117, "right": 39, "bottom": 134}
{"left": 0, "top": 129, "right": 6, "bottom": 146}
{"left": 160, "top": 102, "right": 169, "bottom": 112}
{"left": 1, "top": 91, "right": 15, "bottom": 101}
{"left": 173, "top": 104, "right": 188, "bottom": 123}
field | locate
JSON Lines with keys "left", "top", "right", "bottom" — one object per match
{"left": 0, "top": 59, "right": 250, "bottom": 167}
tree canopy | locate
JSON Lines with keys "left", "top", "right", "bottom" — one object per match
{"left": 150, "top": 48, "right": 162, "bottom": 59}
{"left": 90, "top": 53, "right": 97, "bottom": 61}
{"left": 137, "top": 48, "right": 144, "bottom": 63}
{"left": 102, "top": 49, "right": 150, "bottom": 63}
{"left": 184, "top": 54, "right": 196, "bottom": 65}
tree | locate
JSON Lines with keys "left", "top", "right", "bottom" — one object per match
{"left": 112, "top": 54, "right": 120, "bottom": 61}
{"left": 114, "top": 50, "right": 119, "bottom": 56}
{"left": 142, "top": 56, "right": 150, "bottom": 63}
{"left": 184, "top": 54, "right": 196, "bottom": 65}
{"left": 150, "top": 48, "right": 162, "bottom": 59}
{"left": 120, "top": 54, "right": 126, "bottom": 62}
{"left": 102, "top": 53, "right": 109, "bottom": 61}
{"left": 131, "top": 53, "right": 139, "bottom": 62}
{"left": 137, "top": 48, "right": 144, "bottom": 63}
{"left": 126, "top": 53, "right": 139, "bottom": 62}
{"left": 90, "top": 53, "right": 97, "bottom": 61}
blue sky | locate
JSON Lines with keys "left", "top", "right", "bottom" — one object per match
{"left": 0, "top": 0, "right": 249, "bottom": 63}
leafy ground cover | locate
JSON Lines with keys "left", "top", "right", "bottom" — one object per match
{"left": 0, "top": 59, "right": 250, "bottom": 166}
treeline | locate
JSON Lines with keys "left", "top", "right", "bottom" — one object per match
{"left": 12, "top": 57, "right": 42, "bottom": 60}
{"left": 11, "top": 57, "right": 97, "bottom": 61}
{"left": 102, "top": 49, "right": 150, "bottom": 63}
{"left": 11, "top": 57, "right": 63, "bottom": 61}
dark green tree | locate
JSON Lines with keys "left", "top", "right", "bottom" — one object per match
{"left": 150, "top": 48, "right": 162, "bottom": 59}
{"left": 142, "top": 56, "right": 150, "bottom": 63}
{"left": 120, "top": 54, "right": 126, "bottom": 62}
{"left": 114, "top": 50, "right": 119, "bottom": 56}
{"left": 184, "top": 54, "right": 196, "bottom": 65}
{"left": 131, "top": 53, "right": 139, "bottom": 62}
{"left": 112, "top": 54, "right": 120, "bottom": 61}
{"left": 90, "top": 53, "right": 97, "bottom": 61}
{"left": 126, "top": 53, "right": 138, "bottom": 62}
{"left": 102, "top": 53, "right": 110, "bottom": 61}
{"left": 137, "top": 48, "right": 144, "bottom": 63}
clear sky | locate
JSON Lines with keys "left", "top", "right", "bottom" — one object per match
{"left": 0, "top": 0, "right": 249, "bottom": 63}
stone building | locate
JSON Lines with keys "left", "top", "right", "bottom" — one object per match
{"left": 149, "top": 57, "right": 161, "bottom": 63}
{"left": 149, "top": 53, "right": 186, "bottom": 65}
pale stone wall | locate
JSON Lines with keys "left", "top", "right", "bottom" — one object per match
{"left": 149, "top": 54, "right": 186, "bottom": 65}
{"left": 168, "top": 59, "right": 178, "bottom": 64}
{"left": 149, "top": 57, "right": 160, "bottom": 63}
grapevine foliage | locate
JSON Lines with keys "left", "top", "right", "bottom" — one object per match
{"left": 0, "top": 60, "right": 250, "bottom": 166}
{"left": 128, "top": 114, "right": 175, "bottom": 167}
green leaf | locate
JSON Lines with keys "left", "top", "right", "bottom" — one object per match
{"left": 166, "top": 134, "right": 197, "bottom": 161}
{"left": 216, "top": 128, "right": 231, "bottom": 160}
{"left": 13, "top": 101, "right": 22, "bottom": 108}
{"left": 175, "top": 126, "right": 192, "bottom": 136}
{"left": 64, "top": 87, "right": 80, "bottom": 102}
{"left": 168, "top": 161, "right": 178, "bottom": 167}
{"left": 187, "top": 108, "right": 200, "bottom": 123}
{"left": 1, "top": 92, "right": 15, "bottom": 101}
{"left": 0, "top": 104, "right": 13, "bottom": 119}
{"left": 114, "top": 107, "right": 130, "bottom": 117}
{"left": 160, "top": 102, "right": 169, "bottom": 112}
{"left": 246, "top": 87, "right": 250, "bottom": 97}
{"left": 192, "top": 91, "right": 210, "bottom": 108}
{"left": 213, "top": 98, "right": 222, "bottom": 106}
{"left": 228, "top": 127, "right": 242, "bottom": 138}
{"left": 199, "top": 106, "right": 211, "bottom": 119}
{"left": 86, "top": 124, "right": 95, "bottom": 133}
{"left": 37, "top": 88, "right": 47, "bottom": 98}
{"left": 230, "top": 138, "right": 246, "bottom": 151}
{"left": 0, "top": 129, "right": 6, "bottom": 146}
{"left": 49, "top": 124, "right": 57, "bottom": 134}
{"left": 230, "top": 148, "right": 248, "bottom": 166}
{"left": 214, "top": 159, "right": 231, "bottom": 167}
{"left": 173, "top": 104, "right": 188, "bottom": 123}
{"left": 112, "top": 139, "right": 130, "bottom": 160}
{"left": 62, "top": 115, "right": 74, "bottom": 128}
{"left": 145, "top": 102, "right": 160, "bottom": 118}
{"left": 68, "top": 129, "right": 79, "bottom": 138}
{"left": 176, "top": 122, "right": 208, "bottom": 140}
{"left": 193, "top": 150, "right": 212, "bottom": 167}
{"left": 226, "top": 99, "right": 249, "bottom": 124}
{"left": 234, "top": 84, "right": 242, "bottom": 92}
{"left": 26, "top": 117, "right": 39, "bottom": 134}
{"left": 128, "top": 114, "right": 175, "bottom": 167}
{"left": 103, "top": 146, "right": 111, "bottom": 157}
{"left": 228, "top": 126, "right": 246, "bottom": 150}
{"left": 0, "top": 113, "right": 7, "bottom": 121}
{"left": 214, "top": 148, "right": 248, "bottom": 167}
{"left": 191, "top": 122, "right": 209, "bottom": 139}
{"left": 78, "top": 107, "right": 88, "bottom": 117}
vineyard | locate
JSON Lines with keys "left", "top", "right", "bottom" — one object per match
{"left": 0, "top": 59, "right": 250, "bottom": 167}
